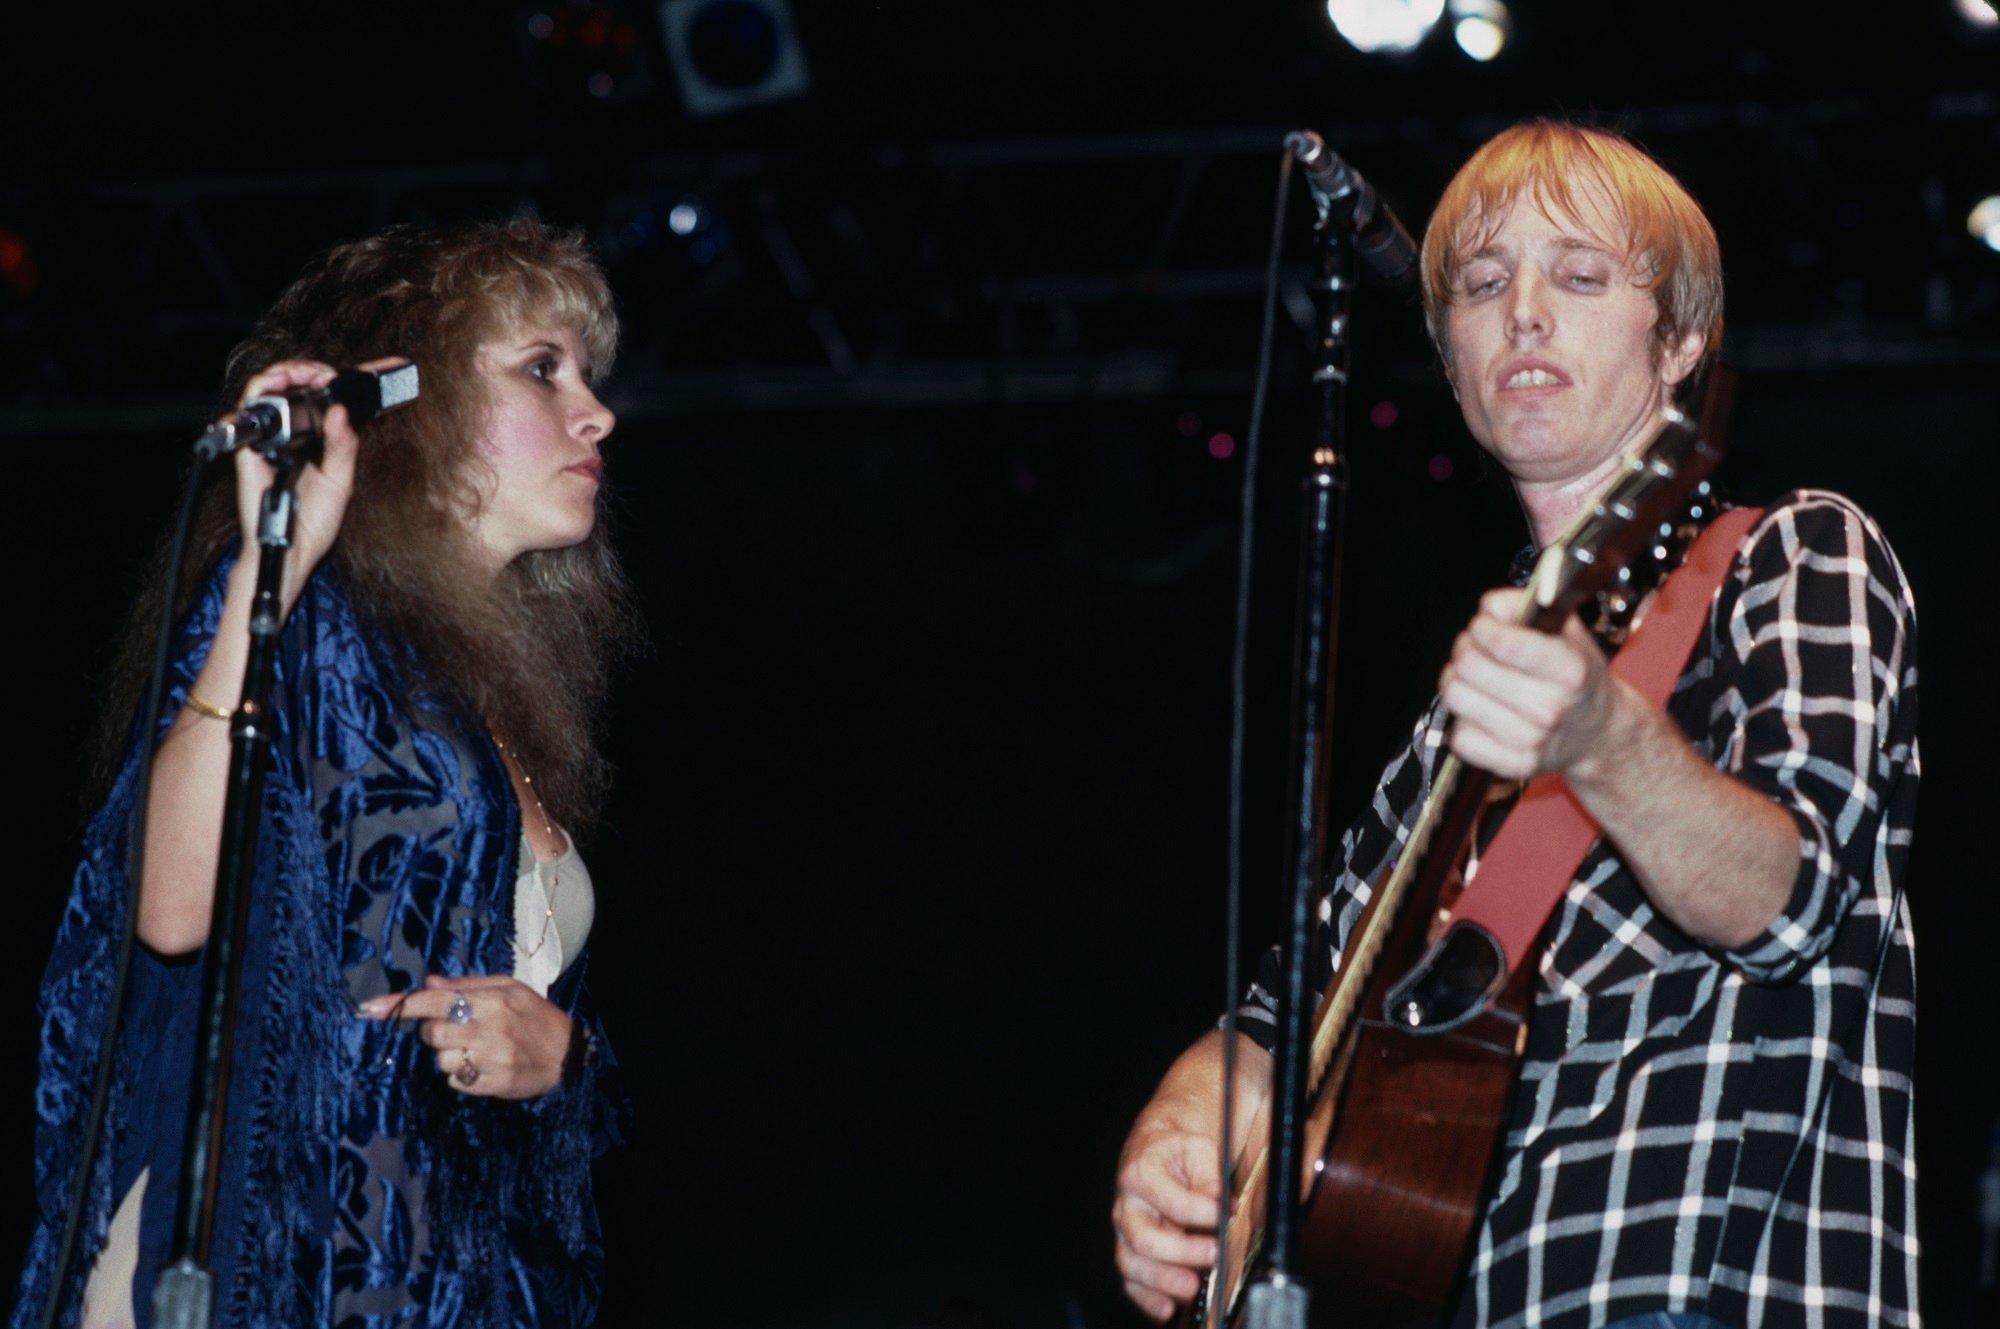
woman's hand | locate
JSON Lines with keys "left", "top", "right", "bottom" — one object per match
{"left": 358, "top": 974, "right": 573, "bottom": 1100}
{"left": 229, "top": 358, "right": 397, "bottom": 612}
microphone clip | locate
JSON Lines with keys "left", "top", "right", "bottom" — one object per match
{"left": 193, "top": 394, "right": 303, "bottom": 464}
{"left": 1284, "top": 129, "right": 1417, "bottom": 287}
{"left": 190, "top": 362, "right": 419, "bottom": 464}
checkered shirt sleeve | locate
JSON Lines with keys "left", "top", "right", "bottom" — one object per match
{"left": 1240, "top": 491, "right": 1920, "bottom": 1329}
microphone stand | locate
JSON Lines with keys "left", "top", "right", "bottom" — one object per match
{"left": 153, "top": 428, "right": 307, "bottom": 1329}
{"left": 1243, "top": 164, "right": 1358, "bottom": 1329}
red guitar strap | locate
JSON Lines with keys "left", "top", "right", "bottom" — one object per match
{"left": 1444, "top": 504, "right": 1765, "bottom": 979}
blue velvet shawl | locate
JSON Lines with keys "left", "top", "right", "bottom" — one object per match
{"left": 11, "top": 557, "right": 615, "bottom": 1327}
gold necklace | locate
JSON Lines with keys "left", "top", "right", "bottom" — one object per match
{"left": 495, "top": 735, "right": 560, "bottom": 959}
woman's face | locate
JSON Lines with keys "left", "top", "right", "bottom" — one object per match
{"left": 463, "top": 323, "right": 615, "bottom": 571}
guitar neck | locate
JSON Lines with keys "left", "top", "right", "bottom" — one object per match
{"left": 1306, "top": 749, "right": 1495, "bottom": 1073}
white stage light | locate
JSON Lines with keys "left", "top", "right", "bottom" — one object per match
{"left": 1450, "top": 0, "right": 1510, "bottom": 61}
{"left": 1969, "top": 196, "right": 2000, "bottom": 252}
{"left": 668, "top": 201, "right": 704, "bottom": 236}
{"left": 1326, "top": 0, "right": 1447, "bottom": 55}
{"left": 1952, "top": 0, "right": 1998, "bottom": 27}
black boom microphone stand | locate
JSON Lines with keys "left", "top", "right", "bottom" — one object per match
{"left": 1240, "top": 131, "right": 1414, "bottom": 1329}
{"left": 151, "top": 407, "right": 309, "bottom": 1329}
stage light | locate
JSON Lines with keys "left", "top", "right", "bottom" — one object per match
{"left": 0, "top": 229, "right": 38, "bottom": 302}
{"left": 1952, "top": 0, "right": 1998, "bottom": 27}
{"left": 659, "top": 0, "right": 810, "bottom": 117}
{"left": 1970, "top": 195, "right": 2000, "bottom": 252}
{"left": 1326, "top": 0, "right": 1446, "bottom": 55}
{"left": 523, "top": 4, "right": 643, "bottom": 100}
{"left": 1450, "top": 0, "right": 1510, "bottom": 61}
{"left": 667, "top": 200, "right": 705, "bottom": 235}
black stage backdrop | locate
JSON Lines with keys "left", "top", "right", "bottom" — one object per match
{"left": 2, "top": 3, "right": 1996, "bottom": 1326}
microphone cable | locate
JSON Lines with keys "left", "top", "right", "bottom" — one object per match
{"left": 1214, "top": 135, "right": 1299, "bottom": 1310}
{"left": 38, "top": 454, "right": 209, "bottom": 1329}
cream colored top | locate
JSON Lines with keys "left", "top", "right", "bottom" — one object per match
{"left": 510, "top": 825, "right": 594, "bottom": 997}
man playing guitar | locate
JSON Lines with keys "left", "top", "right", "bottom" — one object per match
{"left": 1112, "top": 120, "right": 1919, "bottom": 1329}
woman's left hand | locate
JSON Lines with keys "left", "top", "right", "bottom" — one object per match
{"left": 358, "top": 974, "right": 571, "bottom": 1099}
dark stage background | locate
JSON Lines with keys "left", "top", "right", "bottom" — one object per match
{"left": 2, "top": 3, "right": 1996, "bottom": 1326}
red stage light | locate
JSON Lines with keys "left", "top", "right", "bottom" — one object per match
{"left": 0, "top": 229, "right": 38, "bottom": 300}
{"left": 528, "top": 3, "right": 641, "bottom": 96}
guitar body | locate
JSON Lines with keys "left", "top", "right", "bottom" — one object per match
{"left": 1181, "top": 847, "right": 1532, "bottom": 1329}
{"left": 1295, "top": 875, "right": 1532, "bottom": 1328}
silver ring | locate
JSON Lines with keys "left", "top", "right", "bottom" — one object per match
{"left": 453, "top": 1051, "right": 480, "bottom": 1087}
{"left": 446, "top": 992, "right": 474, "bottom": 1025}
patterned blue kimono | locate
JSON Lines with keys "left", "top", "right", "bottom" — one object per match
{"left": 11, "top": 556, "right": 615, "bottom": 1327}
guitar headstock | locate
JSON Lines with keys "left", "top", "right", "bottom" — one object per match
{"left": 1523, "top": 406, "right": 1725, "bottom": 632}
{"left": 1581, "top": 479, "right": 1727, "bottom": 646}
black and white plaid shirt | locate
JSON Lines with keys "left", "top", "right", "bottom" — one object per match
{"left": 1243, "top": 491, "right": 1920, "bottom": 1329}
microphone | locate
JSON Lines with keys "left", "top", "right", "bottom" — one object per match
{"left": 1284, "top": 130, "right": 1417, "bottom": 286}
{"left": 194, "top": 362, "right": 420, "bottom": 461}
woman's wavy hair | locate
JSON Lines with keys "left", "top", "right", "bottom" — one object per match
{"left": 1420, "top": 118, "right": 1724, "bottom": 394}
{"left": 94, "top": 217, "right": 639, "bottom": 832}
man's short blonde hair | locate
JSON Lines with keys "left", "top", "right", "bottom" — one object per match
{"left": 1420, "top": 119, "right": 1723, "bottom": 384}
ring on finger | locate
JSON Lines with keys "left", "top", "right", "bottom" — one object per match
{"left": 453, "top": 1049, "right": 480, "bottom": 1087}
{"left": 446, "top": 992, "right": 474, "bottom": 1024}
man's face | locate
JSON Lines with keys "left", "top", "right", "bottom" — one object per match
{"left": 1442, "top": 186, "right": 1700, "bottom": 488}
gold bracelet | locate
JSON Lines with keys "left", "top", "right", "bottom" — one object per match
{"left": 183, "top": 692, "right": 232, "bottom": 721}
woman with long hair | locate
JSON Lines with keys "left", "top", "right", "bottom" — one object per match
{"left": 13, "top": 217, "right": 638, "bottom": 1327}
